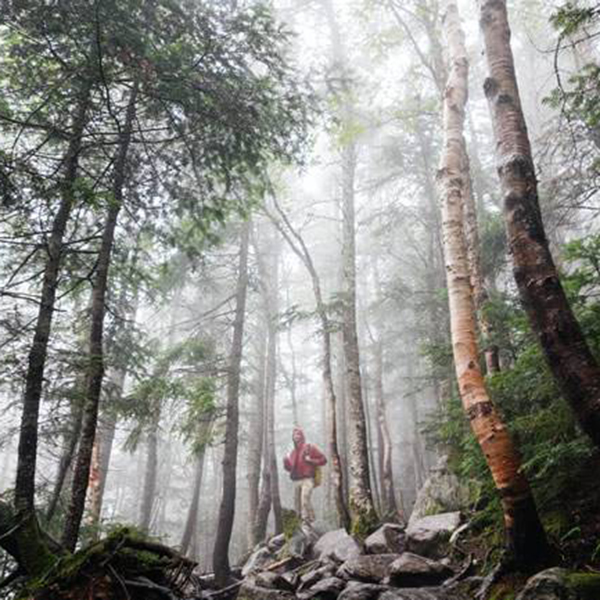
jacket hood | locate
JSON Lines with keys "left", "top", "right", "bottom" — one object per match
{"left": 292, "top": 427, "right": 305, "bottom": 446}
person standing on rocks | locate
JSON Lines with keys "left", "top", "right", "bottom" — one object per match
{"left": 283, "top": 427, "right": 327, "bottom": 525}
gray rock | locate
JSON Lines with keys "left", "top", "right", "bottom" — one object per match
{"left": 297, "top": 576, "right": 347, "bottom": 599}
{"left": 386, "top": 552, "right": 453, "bottom": 587}
{"left": 409, "top": 457, "right": 470, "bottom": 526}
{"left": 406, "top": 512, "right": 461, "bottom": 558}
{"left": 379, "top": 589, "right": 449, "bottom": 600}
{"left": 337, "top": 554, "right": 399, "bottom": 583}
{"left": 254, "top": 571, "right": 296, "bottom": 592}
{"left": 516, "top": 567, "right": 600, "bottom": 600}
{"left": 338, "top": 581, "right": 391, "bottom": 600}
{"left": 281, "top": 571, "right": 300, "bottom": 591}
{"left": 288, "top": 527, "right": 320, "bottom": 559}
{"left": 267, "top": 533, "right": 286, "bottom": 552}
{"left": 365, "top": 524, "right": 407, "bottom": 555}
{"left": 313, "top": 529, "right": 363, "bottom": 563}
{"left": 241, "top": 546, "right": 273, "bottom": 577}
{"left": 237, "top": 582, "right": 295, "bottom": 600}
{"left": 298, "top": 562, "right": 338, "bottom": 591}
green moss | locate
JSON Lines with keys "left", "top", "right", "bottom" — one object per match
{"left": 282, "top": 508, "right": 301, "bottom": 541}
{"left": 544, "top": 510, "right": 571, "bottom": 538}
{"left": 488, "top": 582, "right": 517, "bottom": 600}
{"left": 21, "top": 526, "right": 173, "bottom": 598}
{"left": 489, "top": 589, "right": 516, "bottom": 600}
{"left": 349, "top": 501, "right": 378, "bottom": 540}
{"left": 422, "top": 500, "right": 445, "bottom": 517}
{"left": 567, "top": 572, "right": 600, "bottom": 599}
{"left": 5, "top": 510, "right": 59, "bottom": 582}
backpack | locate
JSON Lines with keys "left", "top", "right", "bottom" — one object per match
{"left": 314, "top": 466, "right": 323, "bottom": 488}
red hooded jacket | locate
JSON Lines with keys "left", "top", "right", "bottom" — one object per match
{"left": 283, "top": 428, "right": 327, "bottom": 481}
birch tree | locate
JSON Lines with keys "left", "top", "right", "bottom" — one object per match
{"left": 438, "top": 0, "right": 548, "bottom": 565}
{"left": 480, "top": 0, "right": 600, "bottom": 448}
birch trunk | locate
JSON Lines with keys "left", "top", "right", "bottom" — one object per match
{"left": 480, "top": 0, "right": 600, "bottom": 448}
{"left": 439, "top": 0, "right": 548, "bottom": 563}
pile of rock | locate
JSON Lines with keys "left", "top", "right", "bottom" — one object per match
{"left": 211, "top": 508, "right": 600, "bottom": 600}
{"left": 236, "top": 512, "right": 473, "bottom": 600}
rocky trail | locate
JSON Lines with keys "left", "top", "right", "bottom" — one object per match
{"left": 191, "top": 511, "right": 598, "bottom": 600}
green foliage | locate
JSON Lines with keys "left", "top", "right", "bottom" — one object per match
{"left": 179, "top": 377, "right": 217, "bottom": 455}
{"left": 550, "top": 4, "right": 599, "bottom": 36}
{"left": 425, "top": 231, "right": 600, "bottom": 552}
{"left": 479, "top": 211, "right": 507, "bottom": 283}
{"left": 282, "top": 508, "right": 302, "bottom": 541}
{"left": 547, "top": 3, "right": 600, "bottom": 138}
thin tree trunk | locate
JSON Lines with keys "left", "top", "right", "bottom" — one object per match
{"left": 268, "top": 200, "right": 351, "bottom": 530}
{"left": 213, "top": 221, "right": 250, "bottom": 587}
{"left": 139, "top": 421, "right": 159, "bottom": 533}
{"left": 181, "top": 418, "right": 212, "bottom": 555}
{"left": 247, "top": 324, "right": 266, "bottom": 548}
{"left": 254, "top": 426, "right": 272, "bottom": 544}
{"left": 321, "top": 0, "right": 377, "bottom": 535}
{"left": 62, "top": 82, "right": 138, "bottom": 551}
{"left": 439, "top": 0, "right": 548, "bottom": 564}
{"left": 255, "top": 226, "right": 283, "bottom": 536}
{"left": 340, "top": 141, "right": 378, "bottom": 534}
{"left": 368, "top": 257, "right": 400, "bottom": 520}
{"left": 15, "top": 82, "right": 91, "bottom": 513}
{"left": 181, "top": 454, "right": 206, "bottom": 555}
{"left": 88, "top": 231, "right": 143, "bottom": 529}
{"left": 46, "top": 393, "right": 85, "bottom": 523}
{"left": 480, "top": 0, "right": 600, "bottom": 447}
{"left": 373, "top": 339, "right": 399, "bottom": 520}
{"left": 87, "top": 409, "right": 118, "bottom": 527}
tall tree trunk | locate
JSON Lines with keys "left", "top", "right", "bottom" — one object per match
{"left": 139, "top": 421, "right": 159, "bottom": 533}
{"left": 254, "top": 427, "right": 272, "bottom": 544}
{"left": 322, "top": 0, "right": 377, "bottom": 535}
{"left": 46, "top": 392, "right": 85, "bottom": 523}
{"left": 87, "top": 409, "right": 118, "bottom": 529}
{"left": 269, "top": 200, "right": 351, "bottom": 530}
{"left": 439, "top": 0, "right": 548, "bottom": 564}
{"left": 373, "top": 339, "right": 399, "bottom": 520}
{"left": 181, "top": 454, "right": 206, "bottom": 555}
{"left": 247, "top": 323, "right": 266, "bottom": 548}
{"left": 254, "top": 225, "right": 283, "bottom": 537}
{"left": 88, "top": 231, "right": 143, "bottom": 530}
{"left": 15, "top": 82, "right": 92, "bottom": 514}
{"left": 369, "top": 257, "right": 400, "bottom": 520}
{"left": 181, "top": 419, "right": 212, "bottom": 555}
{"left": 213, "top": 221, "right": 250, "bottom": 587}
{"left": 480, "top": 0, "right": 600, "bottom": 447}
{"left": 62, "top": 82, "right": 138, "bottom": 551}
{"left": 340, "top": 141, "right": 378, "bottom": 534}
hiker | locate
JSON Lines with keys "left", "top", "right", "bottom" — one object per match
{"left": 283, "top": 427, "right": 327, "bottom": 525}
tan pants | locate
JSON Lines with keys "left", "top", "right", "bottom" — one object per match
{"left": 294, "top": 478, "right": 315, "bottom": 524}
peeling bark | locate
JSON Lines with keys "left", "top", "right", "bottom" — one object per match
{"left": 480, "top": 0, "right": 600, "bottom": 448}
{"left": 439, "top": 0, "right": 548, "bottom": 564}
